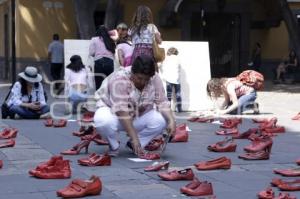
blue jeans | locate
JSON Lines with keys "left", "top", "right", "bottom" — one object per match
{"left": 9, "top": 105, "right": 50, "bottom": 119}
{"left": 237, "top": 91, "right": 257, "bottom": 114}
{"left": 94, "top": 57, "right": 114, "bottom": 90}
{"left": 166, "top": 82, "right": 182, "bottom": 112}
{"left": 69, "top": 88, "right": 87, "bottom": 113}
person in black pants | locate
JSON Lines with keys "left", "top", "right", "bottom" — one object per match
{"left": 89, "top": 25, "right": 116, "bottom": 90}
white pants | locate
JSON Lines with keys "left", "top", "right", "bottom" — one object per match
{"left": 94, "top": 107, "right": 167, "bottom": 150}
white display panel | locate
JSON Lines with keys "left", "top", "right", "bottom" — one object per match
{"left": 64, "top": 40, "right": 212, "bottom": 111}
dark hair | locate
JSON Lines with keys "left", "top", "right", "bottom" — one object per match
{"left": 67, "top": 55, "right": 85, "bottom": 72}
{"left": 53, "top": 34, "right": 59, "bottom": 40}
{"left": 167, "top": 47, "right": 179, "bottom": 55}
{"left": 116, "top": 36, "right": 132, "bottom": 46}
{"left": 131, "top": 5, "right": 153, "bottom": 36}
{"left": 131, "top": 55, "right": 155, "bottom": 77}
{"left": 95, "top": 25, "right": 116, "bottom": 54}
{"left": 19, "top": 78, "right": 39, "bottom": 97}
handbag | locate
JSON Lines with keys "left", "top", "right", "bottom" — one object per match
{"left": 1, "top": 85, "right": 12, "bottom": 119}
{"left": 152, "top": 37, "right": 165, "bottom": 62}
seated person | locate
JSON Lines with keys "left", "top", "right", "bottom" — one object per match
{"left": 274, "top": 50, "right": 298, "bottom": 83}
{"left": 64, "top": 55, "right": 92, "bottom": 114}
{"left": 93, "top": 55, "right": 176, "bottom": 157}
{"left": 7, "top": 66, "right": 50, "bottom": 119}
{"left": 206, "top": 77, "right": 257, "bottom": 115}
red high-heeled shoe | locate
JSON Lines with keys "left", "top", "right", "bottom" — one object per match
{"left": 144, "top": 161, "right": 169, "bottom": 172}
{"left": 232, "top": 128, "right": 258, "bottom": 139}
{"left": 170, "top": 124, "right": 188, "bottom": 142}
{"left": 0, "top": 139, "right": 15, "bottom": 148}
{"left": 72, "top": 126, "right": 88, "bottom": 137}
{"left": 207, "top": 137, "right": 237, "bottom": 152}
{"left": 44, "top": 118, "right": 53, "bottom": 127}
{"left": 53, "top": 119, "right": 67, "bottom": 128}
{"left": 259, "top": 117, "right": 278, "bottom": 129}
{"left": 61, "top": 140, "right": 91, "bottom": 155}
{"left": 244, "top": 136, "right": 273, "bottom": 153}
{"left": 0, "top": 128, "right": 18, "bottom": 139}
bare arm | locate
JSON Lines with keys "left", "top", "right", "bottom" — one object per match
{"left": 220, "top": 85, "right": 239, "bottom": 114}
{"left": 159, "top": 107, "right": 176, "bottom": 136}
{"left": 117, "top": 49, "right": 125, "bottom": 66}
{"left": 155, "top": 33, "right": 162, "bottom": 44}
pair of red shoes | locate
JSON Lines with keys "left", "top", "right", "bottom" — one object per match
{"left": 271, "top": 178, "right": 300, "bottom": 191}
{"left": 170, "top": 123, "right": 188, "bottom": 142}
{"left": 44, "top": 118, "right": 67, "bottom": 127}
{"left": 29, "top": 156, "right": 71, "bottom": 179}
{"left": 194, "top": 156, "right": 231, "bottom": 170}
{"left": 239, "top": 136, "right": 273, "bottom": 160}
{"left": 57, "top": 175, "right": 101, "bottom": 198}
{"left": 292, "top": 112, "right": 300, "bottom": 120}
{"left": 258, "top": 187, "right": 296, "bottom": 199}
{"left": 158, "top": 168, "right": 194, "bottom": 181}
{"left": 0, "top": 139, "right": 15, "bottom": 148}
{"left": 207, "top": 137, "right": 237, "bottom": 152}
{"left": 78, "top": 153, "right": 111, "bottom": 166}
{"left": 220, "top": 118, "right": 242, "bottom": 129}
{"left": 0, "top": 128, "right": 18, "bottom": 139}
{"left": 180, "top": 177, "right": 214, "bottom": 197}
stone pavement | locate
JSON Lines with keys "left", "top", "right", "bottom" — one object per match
{"left": 0, "top": 81, "right": 300, "bottom": 199}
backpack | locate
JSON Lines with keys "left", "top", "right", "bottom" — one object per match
{"left": 236, "top": 70, "right": 264, "bottom": 90}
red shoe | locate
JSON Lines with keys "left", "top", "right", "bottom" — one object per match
{"left": 274, "top": 193, "right": 297, "bottom": 199}
{"left": 29, "top": 155, "right": 63, "bottom": 175}
{"left": 244, "top": 136, "right": 273, "bottom": 153}
{"left": 61, "top": 140, "right": 91, "bottom": 155}
{"left": 170, "top": 123, "right": 188, "bottom": 142}
{"left": 196, "top": 117, "right": 214, "bottom": 123}
{"left": 215, "top": 128, "right": 238, "bottom": 135}
{"left": 0, "top": 139, "right": 15, "bottom": 148}
{"left": 78, "top": 153, "right": 111, "bottom": 166}
{"left": 53, "top": 119, "right": 67, "bottom": 127}
{"left": 138, "top": 153, "right": 160, "bottom": 160}
{"left": 158, "top": 168, "right": 194, "bottom": 181}
{"left": 81, "top": 112, "right": 95, "bottom": 123}
{"left": 274, "top": 168, "right": 300, "bottom": 177}
{"left": 57, "top": 175, "right": 102, "bottom": 198}
{"left": 257, "top": 187, "right": 275, "bottom": 199}
{"left": 259, "top": 117, "right": 277, "bottom": 129}
{"left": 81, "top": 133, "right": 109, "bottom": 145}
{"left": 292, "top": 112, "right": 300, "bottom": 120}
{"left": 277, "top": 181, "right": 300, "bottom": 191}
{"left": 238, "top": 150, "right": 270, "bottom": 160}
{"left": 44, "top": 118, "right": 53, "bottom": 127}
{"left": 207, "top": 137, "right": 237, "bottom": 152}
{"left": 180, "top": 177, "right": 202, "bottom": 193}
{"left": 220, "top": 118, "right": 242, "bottom": 129}
{"left": 144, "top": 161, "right": 169, "bottom": 172}
{"left": 263, "top": 126, "right": 285, "bottom": 134}
{"left": 0, "top": 128, "right": 18, "bottom": 139}
{"left": 194, "top": 157, "right": 231, "bottom": 170}
{"left": 252, "top": 118, "right": 269, "bottom": 123}
{"left": 0, "top": 160, "right": 3, "bottom": 169}
{"left": 181, "top": 181, "right": 214, "bottom": 197}
{"left": 145, "top": 137, "right": 164, "bottom": 151}
{"left": 232, "top": 128, "right": 258, "bottom": 139}
{"left": 32, "top": 159, "right": 71, "bottom": 179}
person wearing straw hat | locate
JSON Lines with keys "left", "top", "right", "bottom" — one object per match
{"left": 7, "top": 66, "right": 50, "bottom": 119}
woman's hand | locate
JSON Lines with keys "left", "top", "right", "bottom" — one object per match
{"left": 167, "top": 120, "right": 176, "bottom": 137}
{"left": 28, "top": 103, "right": 41, "bottom": 111}
{"left": 131, "top": 139, "right": 144, "bottom": 156}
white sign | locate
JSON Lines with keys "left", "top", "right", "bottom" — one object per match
{"left": 64, "top": 40, "right": 212, "bottom": 111}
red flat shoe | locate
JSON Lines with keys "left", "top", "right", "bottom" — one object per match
{"left": 194, "top": 157, "right": 231, "bottom": 170}
{"left": 274, "top": 193, "right": 297, "bottom": 199}
{"left": 53, "top": 119, "right": 67, "bottom": 128}
{"left": 170, "top": 124, "right": 188, "bottom": 142}
{"left": 78, "top": 153, "right": 111, "bottom": 166}
{"left": 144, "top": 161, "right": 169, "bottom": 172}
{"left": 263, "top": 126, "right": 285, "bottom": 134}
{"left": 0, "top": 128, "right": 18, "bottom": 139}
{"left": 180, "top": 177, "right": 202, "bottom": 193}
{"left": 158, "top": 168, "right": 194, "bottom": 181}
{"left": 181, "top": 181, "right": 214, "bottom": 197}
{"left": 215, "top": 128, "right": 238, "bottom": 135}
{"left": 232, "top": 128, "right": 258, "bottom": 139}
{"left": 138, "top": 153, "right": 160, "bottom": 160}
{"left": 277, "top": 181, "right": 300, "bottom": 191}
{"left": 0, "top": 139, "right": 15, "bottom": 148}
{"left": 44, "top": 118, "right": 53, "bottom": 127}
{"left": 238, "top": 151, "right": 270, "bottom": 160}
{"left": 61, "top": 140, "right": 91, "bottom": 155}
{"left": 292, "top": 112, "right": 300, "bottom": 120}
{"left": 32, "top": 159, "right": 71, "bottom": 179}
{"left": 29, "top": 155, "right": 63, "bottom": 175}
{"left": 274, "top": 168, "right": 300, "bottom": 177}
{"left": 257, "top": 187, "right": 275, "bottom": 199}
{"left": 57, "top": 175, "right": 101, "bottom": 198}
{"left": 207, "top": 137, "right": 237, "bottom": 152}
